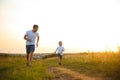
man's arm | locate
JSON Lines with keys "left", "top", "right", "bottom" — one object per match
{"left": 36, "top": 35, "right": 39, "bottom": 47}
{"left": 24, "top": 35, "right": 31, "bottom": 41}
{"left": 24, "top": 35, "right": 27, "bottom": 40}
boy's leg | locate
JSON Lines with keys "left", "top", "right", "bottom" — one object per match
{"left": 58, "top": 54, "right": 62, "bottom": 65}
{"left": 59, "top": 55, "right": 62, "bottom": 64}
{"left": 58, "top": 57, "right": 61, "bottom": 63}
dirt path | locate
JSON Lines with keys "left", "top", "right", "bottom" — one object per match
{"left": 49, "top": 67, "right": 103, "bottom": 80}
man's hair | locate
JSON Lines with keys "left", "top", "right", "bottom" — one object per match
{"left": 59, "top": 41, "right": 62, "bottom": 43}
{"left": 33, "top": 24, "right": 38, "bottom": 28}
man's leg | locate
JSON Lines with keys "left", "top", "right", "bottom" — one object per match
{"left": 27, "top": 53, "right": 31, "bottom": 66}
{"left": 30, "top": 53, "right": 34, "bottom": 61}
{"left": 30, "top": 45, "right": 35, "bottom": 62}
{"left": 26, "top": 45, "right": 31, "bottom": 66}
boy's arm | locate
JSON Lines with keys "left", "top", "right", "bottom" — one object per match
{"left": 54, "top": 49, "right": 57, "bottom": 53}
{"left": 62, "top": 47, "right": 65, "bottom": 52}
{"left": 54, "top": 47, "right": 58, "bottom": 54}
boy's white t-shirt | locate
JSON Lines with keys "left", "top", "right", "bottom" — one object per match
{"left": 56, "top": 46, "right": 65, "bottom": 55}
{"left": 25, "top": 30, "right": 39, "bottom": 45}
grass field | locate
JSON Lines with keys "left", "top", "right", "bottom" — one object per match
{"left": 62, "top": 53, "right": 120, "bottom": 79}
{"left": 0, "top": 53, "right": 120, "bottom": 80}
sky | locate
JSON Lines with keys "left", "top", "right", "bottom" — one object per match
{"left": 0, "top": 0, "right": 120, "bottom": 53}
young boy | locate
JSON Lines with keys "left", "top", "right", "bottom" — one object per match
{"left": 24, "top": 24, "right": 39, "bottom": 66}
{"left": 55, "top": 41, "right": 65, "bottom": 65}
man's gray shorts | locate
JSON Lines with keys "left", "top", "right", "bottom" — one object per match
{"left": 26, "top": 45, "right": 35, "bottom": 54}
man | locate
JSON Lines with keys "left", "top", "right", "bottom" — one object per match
{"left": 24, "top": 24, "right": 39, "bottom": 66}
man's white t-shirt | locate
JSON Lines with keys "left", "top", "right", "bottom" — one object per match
{"left": 56, "top": 46, "right": 65, "bottom": 55}
{"left": 25, "top": 30, "right": 39, "bottom": 45}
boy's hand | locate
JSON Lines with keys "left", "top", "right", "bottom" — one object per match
{"left": 53, "top": 52, "right": 57, "bottom": 56}
{"left": 54, "top": 51, "right": 56, "bottom": 54}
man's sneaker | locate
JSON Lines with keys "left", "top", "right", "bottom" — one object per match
{"left": 26, "top": 62, "right": 31, "bottom": 67}
{"left": 59, "top": 62, "right": 61, "bottom": 65}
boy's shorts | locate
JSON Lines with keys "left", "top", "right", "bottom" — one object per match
{"left": 26, "top": 45, "right": 35, "bottom": 54}
{"left": 57, "top": 53, "right": 62, "bottom": 59}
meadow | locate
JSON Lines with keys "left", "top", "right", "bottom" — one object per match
{"left": 0, "top": 53, "right": 120, "bottom": 80}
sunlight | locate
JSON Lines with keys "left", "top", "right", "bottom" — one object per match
{"left": 0, "top": 0, "right": 120, "bottom": 53}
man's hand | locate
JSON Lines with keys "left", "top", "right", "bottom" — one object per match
{"left": 24, "top": 35, "right": 31, "bottom": 42}
{"left": 27, "top": 38, "right": 32, "bottom": 42}
{"left": 36, "top": 43, "right": 38, "bottom": 47}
